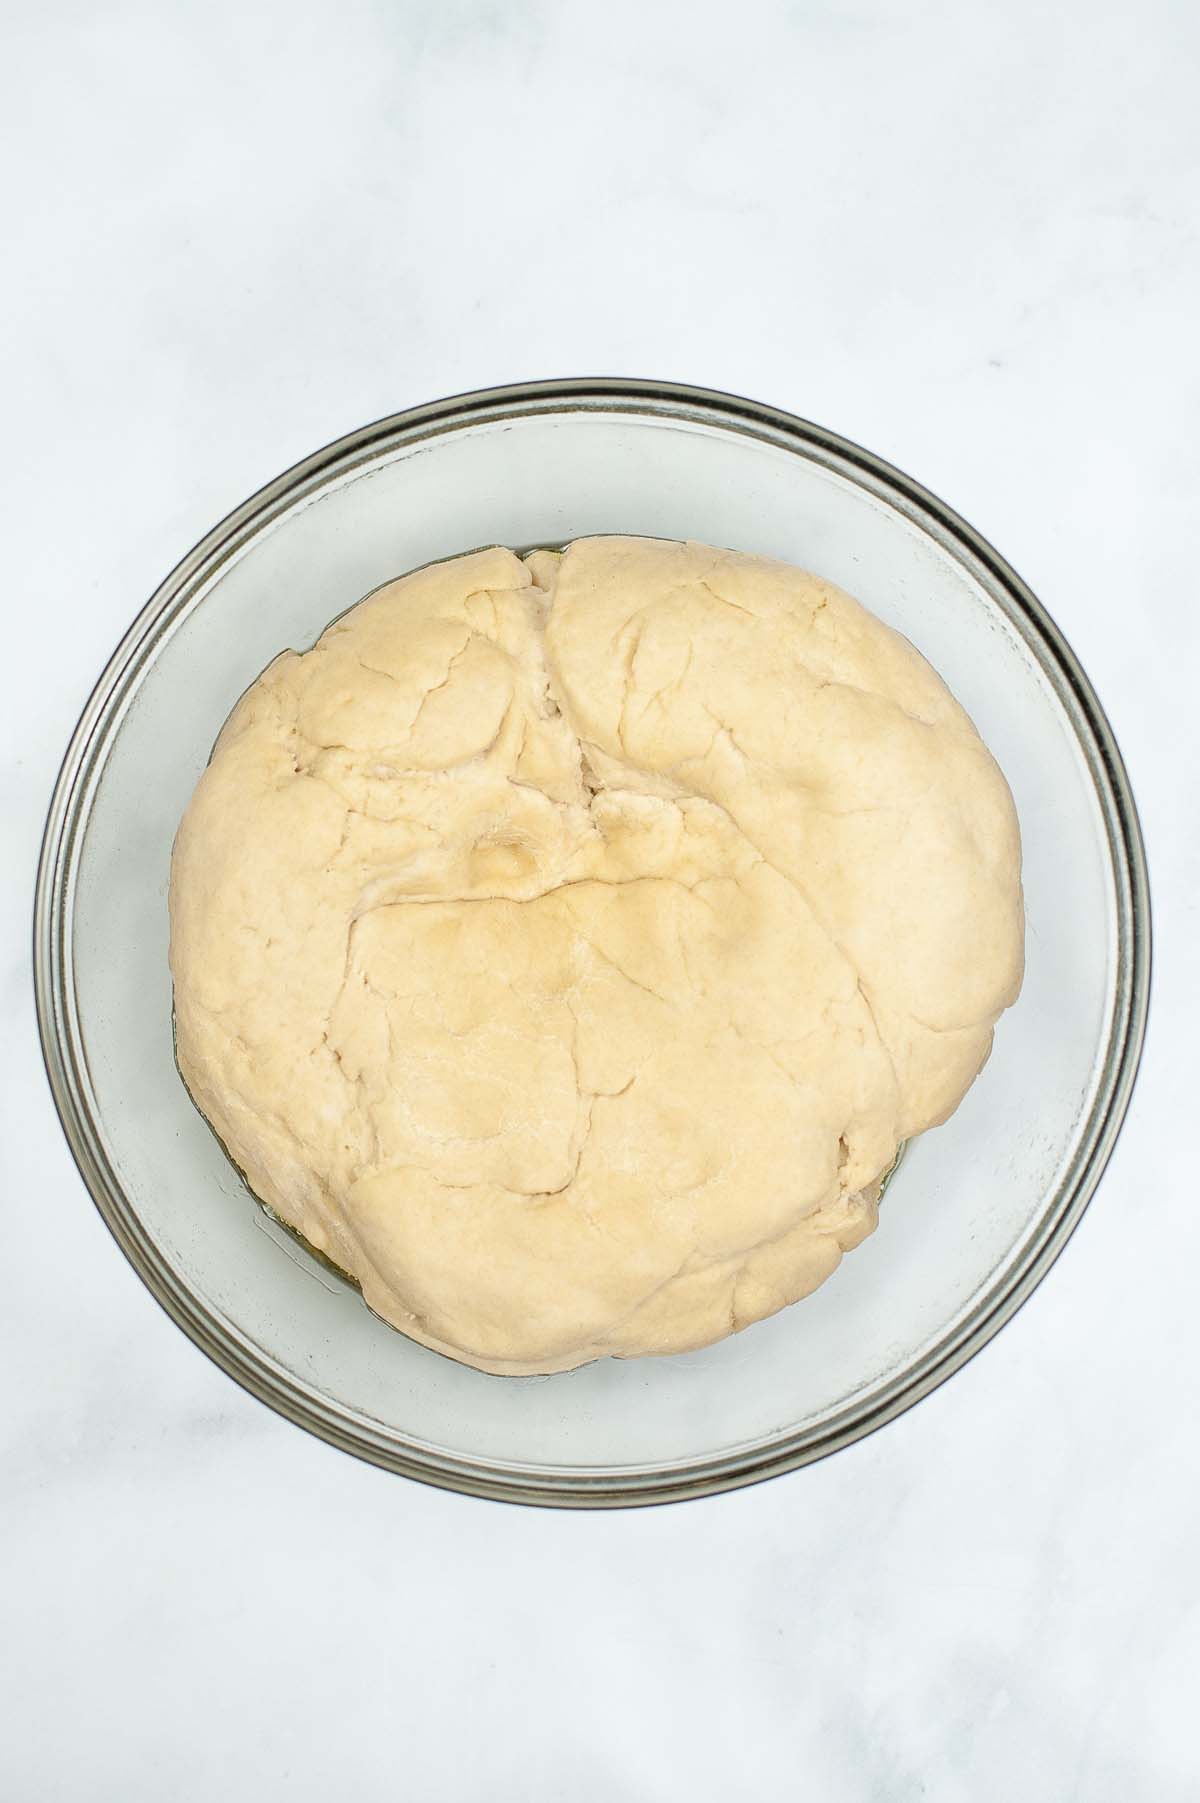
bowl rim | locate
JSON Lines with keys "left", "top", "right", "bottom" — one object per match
{"left": 33, "top": 376, "right": 1152, "bottom": 1508}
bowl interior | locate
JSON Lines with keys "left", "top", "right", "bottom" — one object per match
{"left": 59, "top": 400, "right": 1121, "bottom": 1486}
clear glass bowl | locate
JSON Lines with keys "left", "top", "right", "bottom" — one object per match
{"left": 35, "top": 380, "right": 1150, "bottom": 1506}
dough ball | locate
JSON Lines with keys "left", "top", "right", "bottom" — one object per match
{"left": 169, "top": 538, "right": 1023, "bottom": 1373}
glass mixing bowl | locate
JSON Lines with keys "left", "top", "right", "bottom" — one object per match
{"left": 35, "top": 380, "right": 1150, "bottom": 1506}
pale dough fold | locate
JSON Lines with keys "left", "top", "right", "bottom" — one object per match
{"left": 169, "top": 538, "right": 1023, "bottom": 1373}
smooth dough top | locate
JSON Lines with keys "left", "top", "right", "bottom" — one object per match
{"left": 169, "top": 538, "right": 1023, "bottom": 1374}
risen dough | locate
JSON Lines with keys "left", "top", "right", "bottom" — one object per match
{"left": 169, "top": 538, "right": 1023, "bottom": 1373}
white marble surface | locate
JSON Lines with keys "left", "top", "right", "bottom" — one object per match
{"left": 3, "top": 2, "right": 1198, "bottom": 1796}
